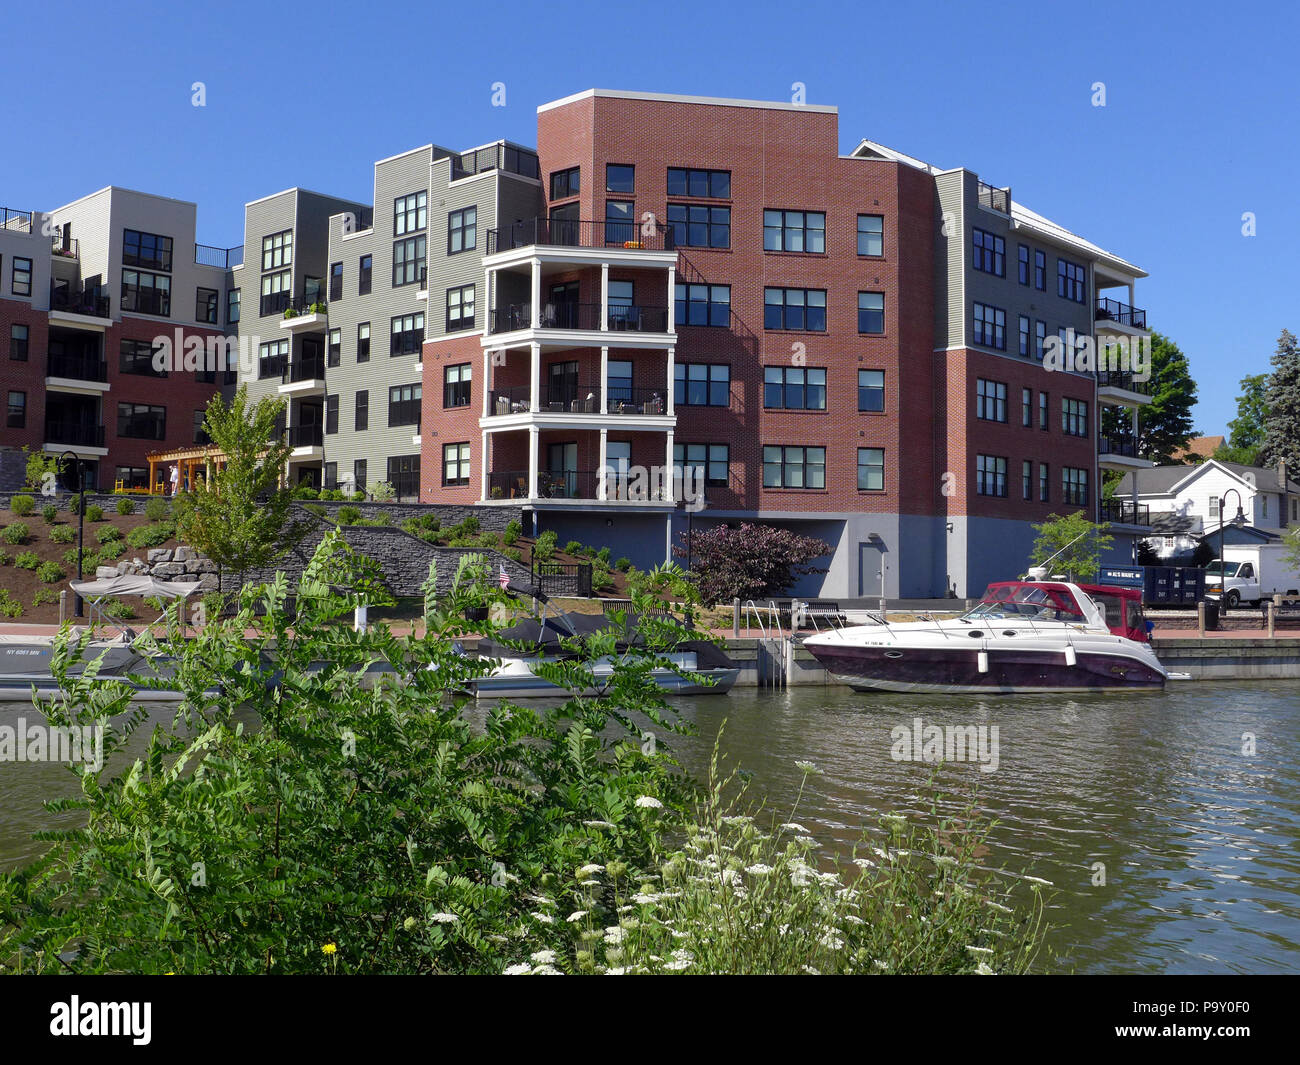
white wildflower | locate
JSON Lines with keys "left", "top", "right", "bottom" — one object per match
{"left": 965, "top": 945, "right": 995, "bottom": 955}
{"left": 566, "top": 910, "right": 589, "bottom": 923}
{"left": 503, "top": 963, "right": 532, "bottom": 975}
{"left": 531, "top": 911, "right": 555, "bottom": 925}
{"left": 635, "top": 796, "right": 663, "bottom": 809}
{"left": 780, "top": 822, "right": 808, "bottom": 833}
{"left": 576, "top": 863, "right": 605, "bottom": 879}
{"left": 1023, "top": 875, "right": 1054, "bottom": 887}
{"left": 794, "top": 760, "right": 821, "bottom": 774}
{"left": 429, "top": 912, "right": 459, "bottom": 924}
{"left": 745, "top": 863, "right": 774, "bottom": 875}
{"left": 975, "top": 961, "right": 996, "bottom": 975}
{"left": 530, "top": 949, "right": 557, "bottom": 964}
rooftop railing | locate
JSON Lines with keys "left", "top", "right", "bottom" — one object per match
{"left": 977, "top": 181, "right": 1011, "bottom": 214}
{"left": 195, "top": 243, "right": 244, "bottom": 269}
{"left": 1095, "top": 296, "right": 1147, "bottom": 329}
{"left": 487, "top": 217, "right": 675, "bottom": 255}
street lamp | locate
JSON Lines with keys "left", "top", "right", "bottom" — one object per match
{"left": 58, "top": 451, "right": 86, "bottom": 618}
{"left": 1218, "top": 488, "right": 1247, "bottom": 610}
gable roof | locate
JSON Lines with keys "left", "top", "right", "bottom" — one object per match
{"left": 1115, "top": 460, "right": 1300, "bottom": 498}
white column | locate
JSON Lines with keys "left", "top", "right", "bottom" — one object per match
{"left": 484, "top": 266, "right": 492, "bottom": 332}
{"left": 529, "top": 342, "right": 541, "bottom": 412}
{"left": 480, "top": 430, "right": 489, "bottom": 501}
{"left": 528, "top": 427, "right": 539, "bottom": 500}
{"left": 664, "top": 430, "right": 676, "bottom": 503}
{"left": 666, "top": 264, "right": 676, "bottom": 333}
{"left": 600, "top": 262, "right": 609, "bottom": 332}
{"left": 530, "top": 259, "right": 541, "bottom": 328}
{"left": 600, "top": 345, "right": 609, "bottom": 414}
{"left": 666, "top": 345, "right": 675, "bottom": 415}
{"left": 481, "top": 347, "right": 491, "bottom": 418}
{"left": 598, "top": 428, "right": 608, "bottom": 501}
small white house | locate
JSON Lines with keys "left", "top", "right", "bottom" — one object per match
{"left": 1114, "top": 460, "right": 1300, "bottom": 562}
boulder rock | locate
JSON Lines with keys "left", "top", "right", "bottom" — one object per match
{"left": 173, "top": 546, "right": 193, "bottom": 562}
{"left": 147, "top": 548, "right": 173, "bottom": 563}
{"left": 152, "top": 562, "right": 188, "bottom": 577}
{"left": 196, "top": 574, "right": 219, "bottom": 592}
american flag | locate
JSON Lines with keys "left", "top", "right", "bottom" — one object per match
{"left": 498, "top": 564, "right": 511, "bottom": 589}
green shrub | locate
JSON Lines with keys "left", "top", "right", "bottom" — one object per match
{"left": 97, "top": 540, "right": 127, "bottom": 561}
{"left": 36, "top": 561, "right": 64, "bottom": 584}
{"left": 303, "top": 503, "right": 328, "bottom": 519}
{"left": 370, "top": 480, "right": 396, "bottom": 502}
{"left": 293, "top": 485, "right": 319, "bottom": 500}
{"left": 319, "top": 489, "right": 344, "bottom": 501}
{"left": 0, "top": 589, "right": 22, "bottom": 618}
{"left": 533, "top": 529, "right": 558, "bottom": 561}
{"left": 503, "top": 520, "right": 521, "bottom": 546}
{"left": 104, "top": 599, "right": 136, "bottom": 620}
{"left": 144, "top": 497, "right": 170, "bottom": 522}
{"left": 596, "top": 546, "right": 611, "bottom": 565}
{"left": 68, "top": 493, "right": 84, "bottom": 516}
{"left": 373, "top": 511, "right": 393, "bottom": 526}
{"left": 50, "top": 525, "right": 75, "bottom": 544}
{"left": 351, "top": 491, "right": 368, "bottom": 502}
{"left": 31, "top": 588, "right": 57, "bottom": 608}
{"left": 0, "top": 549, "right": 9, "bottom": 565}
{"left": 126, "top": 523, "right": 172, "bottom": 549}
{"left": 85, "top": 504, "right": 104, "bottom": 522}
{"left": 63, "top": 547, "right": 97, "bottom": 570}
{"left": 591, "top": 568, "right": 615, "bottom": 592}
{"left": 15, "top": 551, "right": 40, "bottom": 570}
{"left": 9, "top": 495, "right": 35, "bottom": 517}
{"left": 116, "top": 497, "right": 136, "bottom": 515}
{"left": 615, "top": 556, "right": 632, "bottom": 572}
{"left": 564, "top": 540, "right": 584, "bottom": 556}
{"left": 41, "top": 503, "right": 58, "bottom": 524}
{"left": 95, "top": 526, "right": 122, "bottom": 544}
{"left": 459, "top": 515, "right": 480, "bottom": 536}
{"left": 504, "top": 547, "right": 524, "bottom": 564}
{"left": 336, "top": 505, "right": 361, "bottom": 525}
{"left": 143, "top": 596, "right": 166, "bottom": 612}
{"left": 2, "top": 523, "right": 31, "bottom": 545}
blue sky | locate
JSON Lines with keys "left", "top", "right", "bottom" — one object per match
{"left": 2, "top": 0, "right": 1292, "bottom": 435}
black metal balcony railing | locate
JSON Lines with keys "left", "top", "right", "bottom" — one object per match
{"left": 1, "top": 207, "right": 33, "bottom": 231}
{"left": 50, "top": 283, "right": 110, "bottom": 318}
{"left": 47, "top": 353, "right": 108, "bottom": 382}
{"left": 450, "top": 143, "right": 540, "bottom": 182}
{"left": 1099, "top": 434, "right": 1140, "bottom": 458}
{"left": 261, "top": 291, "right": 292, "bottom": 317}
{"left": 45, "top": 422, "right": 105, "bottom": 448}
{"left": 258, "top": 356, "right": 286, "bottom": 380}
{"left": 1095, "top": 368, "right": 1153, "bottom": 396}
{"left": 1095, "top": 297, "right": 1147, "bottom": 329}
{"left": 488, "top": 301, "right": 670, "bottom": 334}
{"left": 51, "top": 233, "right": 78, "bottom": 258}
{"left": 487, "top": 384, "right": 668, "bottom": 417}
{"left": 603, "top": 387, "right": 667, "bottom": 416}
{"left": 977, "top": 181, "right": 1011, "bottom": 214}
{"left": 286, "top": 424, "right": 324, "bottom": 448}
{"left": 283, "top": 356, "right": 327, "bottom": 384}
{"left": 488, "top": 387, "right": 533, "bottom": 415}
{"left": 486, "top": 217, "right": 675, "bottom": 255}
{"left": 195, "top": 243, "right": 244, "bottom": 269}
{"left": 282, "top": 295, "right": 328, "bottom": 319}
{"left": 1100, "top": 499, "right": 1151, "bottom": 526}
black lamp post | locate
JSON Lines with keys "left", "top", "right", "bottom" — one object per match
{"left": 59, "top": 451, "right": 85, "bottom": 618}
{"left": 1218, "top": 488, "right": 1247, "bottom": 609}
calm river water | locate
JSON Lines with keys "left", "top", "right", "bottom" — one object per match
{"left": 2, "top": 679, "right": 1297, "bottom": 974}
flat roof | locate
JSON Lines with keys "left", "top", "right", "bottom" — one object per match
{"left": 539, "top": 88, "right": 837, "bottom": 115}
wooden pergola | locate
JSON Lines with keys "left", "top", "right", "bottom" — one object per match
{"left": 144, "top": 443, "right": 229, "bottom": 496}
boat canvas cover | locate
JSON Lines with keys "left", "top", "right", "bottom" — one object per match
{"left": 69, "top": 575, "right": 201, "bottom": 599}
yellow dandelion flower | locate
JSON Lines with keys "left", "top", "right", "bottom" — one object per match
{"left": 321, "top": 942, "right": 337, "bottom": 955}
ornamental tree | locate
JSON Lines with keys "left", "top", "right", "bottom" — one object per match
{"left": 675, "top": 522, "right": 830, "bottom": 606}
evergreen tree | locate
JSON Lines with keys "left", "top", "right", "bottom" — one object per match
{"left": 1261, "top": 329, "right": 1300, "bottom": 472}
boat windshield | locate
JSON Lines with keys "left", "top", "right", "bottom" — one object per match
{"left": 963, "top": 584, "right": 1087, "bottom": 622}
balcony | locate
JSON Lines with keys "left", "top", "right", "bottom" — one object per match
{"left": 280, "top": 295, "right": 328, "bottom": 332}
{"left": 1096, "top": 367, "right": 1153, "bottom": 407}
{"left": 49, "top": 282, "right": 110, "bottom": 321}
{"left": 286, "top": 424, "right": 324, "bottom": 449}
{"left": 977, "top": 181, "right": 1011, "bottom": 215}
{"left": 46, "top": 352, "right": 109, "bottom": 392}
{"left": 44, "top": 422, "right": 106, "bottom": 449}
{"left": 488, "top": 301, "right": 670, "bottom": 336}
{"left": 51, "top": 233, "right": 78, "bottom": 259}
{"left": 487, "top": 385, "right": 668, "bottom": 419}
{"left": 195, "top": 243, "right": 244, "bottom": 269}
{"left": 1, "top": 207, "right": 33, "bottom": 232}
{"left": 486, "top": 468, "right": 675, "bottom": 505}
{"left": 1100, "top": 499, "right": 1151, "bottom": 527}
{"left": 450, "top": 143, "right": 540, "bottom": 182}
{"left": 486, "top": 217, "right": 675, "bottom": 256}
{"left": 1098, "top": 433, "right": 1152, "bottom": 471}
{"left": 1095, "top": 297, "right": 1148, "bottom": 331}
{"left": 279, "top": 355, "right": 327, "bottom": 395}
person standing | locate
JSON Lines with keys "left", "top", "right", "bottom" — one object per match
{"left": 169, "top": 464, "right": 180, "bottom": 496}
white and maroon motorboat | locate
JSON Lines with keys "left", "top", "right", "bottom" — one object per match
{"left": 803, "top": 581, "right": 1170, "bottom": 694}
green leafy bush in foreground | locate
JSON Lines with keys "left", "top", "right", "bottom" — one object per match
{"left": 0, "top": 535, "right": 1045, "bottom": 975}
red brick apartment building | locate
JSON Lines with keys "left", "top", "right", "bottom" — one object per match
{"left": 422, "top": 90, "right": 1153, "bottom": 598}
{"left": 1, "top": 188, "right": 238, "bottom": 493}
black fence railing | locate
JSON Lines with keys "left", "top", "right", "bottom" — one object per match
{"left": 261, "top": 291, "right": 292, "bottom": 317}
{"left": 283, "top": 356, "right": 327, "bottom": 383}
{"left": 531, "top": 560, "right": 592, "bottom": 598}
{"left": 604, "top": 388, "right": 667, "bottom": 416}
{"left": 977, "top": 181, "right": 1011, "bottom": 214}
{"left": 1096, "top": 368, "right": 1153, "bottom": 396}
{"left": 45, "top": 421, "right": 105, "bottom": 447}
{"left": 195, "top": 243, "right": 244, "bottom": 269}
{"left": 1095, "top": 297, "right": 1147, "bottom": 329}
{"left": 51, "top": 233, "right": 78, "bottom": 258}
{"left": 486, "top": 385, "right": 668, "bottom": 417}
{"left": 485, "top": 469, "right": 602, "bottom": 500}
{"left": 283, "top": 295, "right": 328, "bottom": 319}
{"left": 50, "top": 283, "right": 110, "bottom": 318}
{"left": 47, "top": 353, "right": 108, "bottom": 382}
{"left": 487, "top": 217, "right": 675, "bottom": 255}
{"left": 488, "top": 301, "right": 670, "bottom": 334}
{"left": 1100, "top": 499, "right": 1151, "bottom": 526}
{"left": 286, "top": 424, "right": 324, "bottom": 448}
{"left": 450, "top": 143, "right": 539, "bottom": 182}
{"left": 1099, "top": 434, "right": 1140, "bottom": 458}
{"left": 1, "top": 207, "right": 33, "bottom": 231}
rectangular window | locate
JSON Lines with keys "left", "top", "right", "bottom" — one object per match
{"left": 666, "top": 168, "right": 730, "bottom": 198}
{"left": 972, "top": 228, "right": 1005, "bottom": 276}
{"left": 666, "top": 203, "right": 730, "bottom": 248}
{"left": 976, "top": 378, "right": 1008, "bottom": 422}
{"left": 390, "top": 313, "right": 424, "bottom": 356}
{"left": 115, "top": 466, "right": 149, "bottom": 490}
{"left": 121, "top": 270, "right": 170, "bottom": 316}
{"left": 1022, "top": 387, "right": 1032, "bottom": 427}
{"left": 765, "top": 287, "right": 827, "bottom": 331}
{"left": 196, "top": 287, "right": 218, "bottom": 324}
{"left": 1063, "top": 467, "right": 1089, "bottom": 507}
{"left": 323, "top": 462, "right": 337, "bottom": 490}
{"left": 972, "top": 302, "right": 1006, "bottom": 349}
{"left": 11, "top": 257, "right": 31, "bottom": 296}
{"left": 1058, "top": 257, "right": 1086, "bottom": 303}
{"left": 355, "top": 390, "right": 369, "bottom": 431}
{"left": 447, "top": 206, "right": 476, "bottom": 253}
{"left": 258, "top": 338, "right": 289, "bottom": 379}
{"left": 227, "top": 289, "right": 240, "bottom": 325}
{"left": 1034, "top": 249, "right": 1046, "bottom": 291}
{"left": 442, "top": 442, "right": 470, "bottom": 486}
{"left": 1019, "top": 315, "right": 1030, "bottom": 357}
{"left": 329, "top": 261, "right": 343, "bottom": 302}
{"left": 7, "top": 390, "right": 25, "bottom": 428}
{"left": 1022, "top": 460, "right": 1033, "bottom": 500}
{"left": 1209, "top": 495, "right": 1221, "bottom": 519}
{"left": 10, "top": 324, "right": 28, "bottom": 361}
{"left": 260, "top": 269, "right": 290, "bottom": 316}
{"left": 675, "top": 283, "right": 730, "bottom": 327}
{"left": 858, "top": 448, "right": 885, "bottom": 491}
{"left": 194, "top": 410, "right": 208, "bottom": 445}
{"left": 858, "top": 292, "right": 885, "bottom": 334}
{"left": 1040, "top": 463, "right": 1050, "bottom": 502}
{"left": 763, "top": 210, "right": 825, "bottom": 253}
{"left": 261, "top": 230, "right": 293, "bottom": 271}
{"left": 357, "top": 322, "right": 370, "bottom": 363}
{"left": 550, "top": 167, "right": 580, "bottom": 200}
{"left": 394, "top": 191, "right": 427, "bottom": 236}
{"left": 354, "top": 458, "right": 367, "bottom": 492}
{"left": 326, "top": 394, "right": 338, "bottom": 435}
{"left": 123, "top": 229, "right": 173, "bottom": 272}
{"left": 857, "top": 214, "right": 884, "bottom": 257}
{"left": 444, "top": 363, "right": 471, "bottom": 408}
{"left": 605, "top": 200, "right": 635, "bottom": 245}
{"left": 359, "top": 254, "right": 372, "bottom": 295}
{"left": 762, "top": 445, "right": 826, "bottom": 489}
{"left": 1035, "top": 319, "right": 1047, "bottom": 361}
{"left": 327, "top": 328, "right": 341, "bottom": 367}
{"left": 1062, "top": 397, "right": 1089, "bottom": 437}
{"left": 607, "top": 359, "right": 633, "bottom": 403}
{"left": 392, "top": 236, "right": 426, "bottom": 287}
{"left": 117, "top": 402, "right": 166, "bottom": 440}
{"left": 1018, "top": 244, "right": 1030, "bottom": 285}
{"left": 387, "top": 455, "right": 420, "bottom": 500}
{"left": 120, "top": 338, "right": 166, "bottom": 377}
{"left": 674, "top": 363, "right": 730, "bottom": 406}
{"left": 859, "top": 369, "right": 885, "bottom": 412}
{"left": 388, "top": 384, "right": 422, "bottom": 427}
{"left": 674, "top": 443, "right": 730, "bottom": 487}
{"left": 764, "top": 366, "right": 826, "bottom": 410}
{"left": 605, "top": 164, "right": 635, "bottom": 193}
{"left": 1039, "top": 391, "right": 1049, "bottom": 431}
{"left": 976, "top": 455, "right": 1008, "bottom": 497}
{"left": 446, "top": 283, "right": 475, "bottom": 331}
